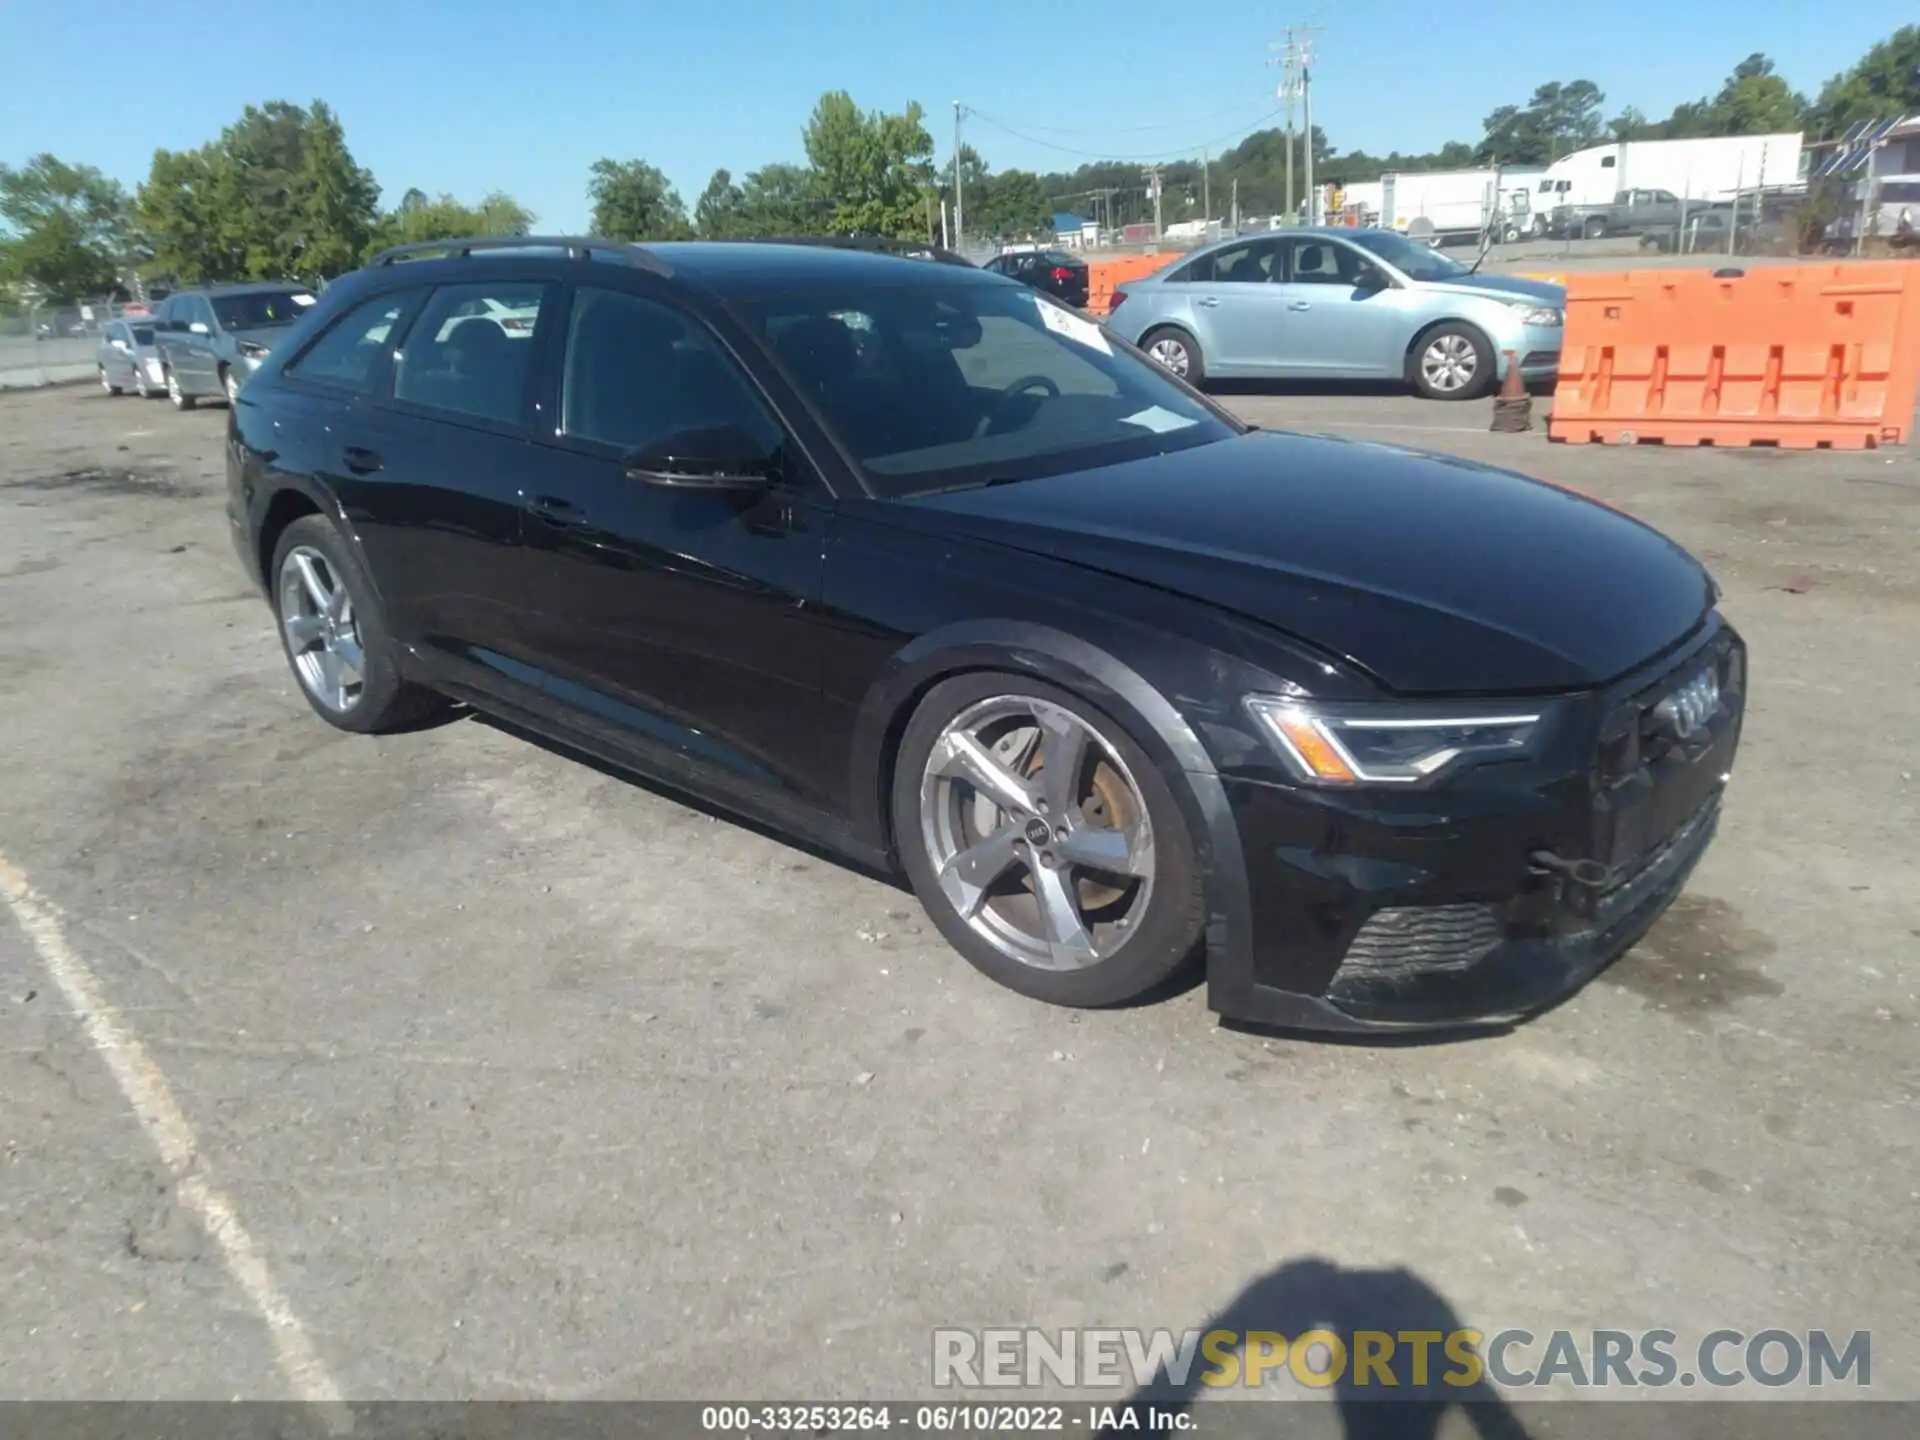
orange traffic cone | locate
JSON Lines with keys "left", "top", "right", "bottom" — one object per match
{"left": 1490, "top": 350, "right": 1532, "bottom": 433}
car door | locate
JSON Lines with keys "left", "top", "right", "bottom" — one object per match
{"left": 322, "top": 277, "right": 559, "bottom": 708}
{"left": 173, "top": 296, "right": 210, "bottom": 391}
{"left": 1175, "top": 237, "right": 1287, "bottom": 373}
{"left": 1264, "top": 237, "right": 1415, "bottom": 378}
{"left": 155, "top": 298, "right": 189, "bottom": 379}
{"left": 513, "top": 280, "right": 834, "bottom": 809}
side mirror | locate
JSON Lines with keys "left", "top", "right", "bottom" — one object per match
{"left": 623, "top": 424, "right": 776, "bottom": 493}
{"left": 189, "top": 321, "right": 210, "bottom": 335}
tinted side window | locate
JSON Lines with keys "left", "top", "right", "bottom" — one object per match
{"left": 1197, "top": 241, "right": 1279, "bottom": 284}
{"left": 393, "top": 282, "right": 552, "bottom": 425}
{"left": 1286, "top": 240, "right": 1361, "bottom": 285}
{"left": 560, "top": 287, "right": 780, "bottom": 455}
{"left": 286, "top": 291, "right": 417, "bottom": 392}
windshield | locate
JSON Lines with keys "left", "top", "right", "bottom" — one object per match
{"left": 212, "top": 290, "right": 316, "bottom": 330}
{"left": 1347, "top": 231, "right": 1471, "bottom": 283}
{"left": 735, "top": 282, "right": 1235, "bottom": 497}
{"left": 131, "top": 325, "right": 156, "bottom": 345}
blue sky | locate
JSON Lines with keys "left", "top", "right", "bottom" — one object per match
{"left": 3, "top": 0, "right": 1909, "bottom": 232}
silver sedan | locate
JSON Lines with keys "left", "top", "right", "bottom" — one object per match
{"left": 1105, "top": 228, "right": 1565, "bottom": 401}
{"left": 95, "top": 317, "right": 168, "bottom": 399}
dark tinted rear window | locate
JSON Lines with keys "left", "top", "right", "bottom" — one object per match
{"left": 131, "top": 326, "right": 156, "bottom": 345}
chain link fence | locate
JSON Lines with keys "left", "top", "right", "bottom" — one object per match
{"left": 0, "top": 295, "right": 162, "bottom": 390}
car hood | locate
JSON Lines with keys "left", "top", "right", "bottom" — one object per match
{"left": 905, "top": 431, "right": 1713, "bottom": 695}
{"left": 1417, "top": 273, "right": 1566, "bottom": 305}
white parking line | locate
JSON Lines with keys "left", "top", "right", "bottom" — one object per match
{"left": 0, "top": 855, "right": 350, "bottom": 1424}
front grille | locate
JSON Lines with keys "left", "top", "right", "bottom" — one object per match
{"left": 1336, "top": 904, "right": 1505, "bottom": 980}
{"left": 1599, "top": 630, "right": 1741, "bottom": 782}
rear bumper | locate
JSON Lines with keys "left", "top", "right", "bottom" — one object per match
{"left": 1201, "top": 622, "right": 1745, "bottom": 1034}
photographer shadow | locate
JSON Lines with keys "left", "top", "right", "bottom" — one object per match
{"left": 1112, "top": 1257, "right": 1532, "bottom": 1440}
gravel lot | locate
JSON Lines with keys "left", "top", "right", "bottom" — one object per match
{"left": 1, "top": 380, "right": 1915, "bottom": 1415}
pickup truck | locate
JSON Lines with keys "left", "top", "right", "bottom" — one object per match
{"left": 1548, "top": 189, "right": 1685, "bottom": 240}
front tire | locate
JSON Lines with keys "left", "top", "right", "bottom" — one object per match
{"left": 270, "top": 515, "right": 446, "bottom": 733}
{"left": 1410, "top": 322, "right": 1494, "bottom": 401}
{"left": 1583, "top": 216, "right": 1608, "bottom": 240}
{"left": 892, "top": 672, "right": 1204, "bottom": 1009}
{"left": 99, "top": 366, "right": 122, "bottom": 396}
{"left": 1139, "top": 326, "right": 1205, "bottom": 386}
{"left": 165, "top": 368, "right": 195, "bottom": 411}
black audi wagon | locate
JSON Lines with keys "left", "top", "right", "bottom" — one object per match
{"left": 226, "top": 235, "right": 1744, "bottom": 1033}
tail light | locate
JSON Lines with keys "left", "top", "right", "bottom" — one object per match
{"left": 1051, "top": 266, "right": 1074, "bottom": 282}
{"left": 1108, "top": 290, "right": 1128, "bottom": 313}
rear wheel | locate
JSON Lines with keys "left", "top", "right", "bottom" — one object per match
{"left": 893, "top": 672, "right": 1204, "bottom": 1009}
{"left": 165, "top": 368, "right": 195, "bottom": 411}
{"left": 1140, "top": 326, "right": 1204, "bottom": 385}
{"left": 270, "top": 515, "right": 446, "bottom": 733}
{"left": 1582, "top": 215, "right": 1608, "bottom": 240}
{"left": 1411, "top": 323, "right": 1493, "bottom": 401}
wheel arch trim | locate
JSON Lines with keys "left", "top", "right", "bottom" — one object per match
{"left": 844, "top": 620, "right": 1261, "bottom": 1014}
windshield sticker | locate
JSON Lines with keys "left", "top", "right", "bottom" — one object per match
{"left": 1119, "top": 405, "right": 1198, "bottom": 435}
{"left": 1034, "top": 297, "right": 1111, "bottom": 355}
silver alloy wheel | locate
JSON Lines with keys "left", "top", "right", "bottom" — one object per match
{"left": 919, "top": 695, "right": 1156, "bottom": 971}
{"left": 1420, "top": 333, "right": 1479, "bottom": 393}
{"left": 1146, "top": 336, "right": 1190, "bottom": 376}
{"left": 278, "top": 545, "right": 365, "bottom": 713}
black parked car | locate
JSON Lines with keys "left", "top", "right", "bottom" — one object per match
{"left": 982, "top": 248, "right": 1090, "bottom": 308}
{"left": 227, "top": 235, "right": 1744, "bottom": 1034}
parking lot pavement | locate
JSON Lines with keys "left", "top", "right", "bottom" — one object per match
{"left": 1, "top": 383, "right": 1916, "bottom": 1404}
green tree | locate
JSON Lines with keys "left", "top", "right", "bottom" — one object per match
{"left": 1479, "top": 80, "right": 1606, "bottom": 164}
{"left": 1810, "top": 25, "right": 1920, "bottom": 136}
{"left": 369, "top": 189, "right": 535, "bottom": 253}
{"left": 735, "top": 163, "right": 829, "bottom": 235}
{"left": 138, "top": 101, "right": 378, "bottom": 283}
{"left": 0, "top": 154, "right": 133, "bottom": 299}
{"left": 588, "top": 158, "right": 691, "bottom": 241}
{"left": 1710, "top": 54, "right": 1805, "bottom": 134}
{"left": 694, "top": 168, "right": 746, "bottom": 238}
{"left": 981, "top": 168, "right": 1051, "bottom": 237}
{"left": 802, "top": 91, "right": 934, "bottom": 237}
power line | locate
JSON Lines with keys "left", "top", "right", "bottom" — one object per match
{"left": 973, "top": 99, "right": 1283, "bottom": 140}
{"left": 962, "top": 105, "right": 1290, "bottom": 163}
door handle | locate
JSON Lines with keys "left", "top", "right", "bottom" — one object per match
{"left": 341, "top": 446, "right": 383, "bottom": 475}
{"left": 1287, "top": 300, "right": 1313, "bottom": 311}
{"left": 1196, "top": 296, "right": 1221, "bottom": 307}
{"left": 528, "top": 494, "right": 590, "bottom": 530}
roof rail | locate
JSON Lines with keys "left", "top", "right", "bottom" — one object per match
{"left": 366, "top": 235, "right": 672, "bottom": 275}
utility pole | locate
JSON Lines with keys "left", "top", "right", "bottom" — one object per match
{"left": 1231, "top": 176, "right": 1240, "bottom": 234}
{"left": 1142, "top": 164, "right": 1163, "bottom": 242}
{"left": 1202, "top": 148, "right": 1212, "bottom": 233}
{"left": 952, "top": 101, "right": 965, "bottom": 249}
{"left": 1269, "top": 26, "right": 1320, "bottom": 225}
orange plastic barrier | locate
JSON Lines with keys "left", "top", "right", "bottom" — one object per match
{"left": 1549, "top": 264, "right": 1920, "bottom": 449}
{"left": 1086, "top": 252, "right": 1182, "bottom": 317}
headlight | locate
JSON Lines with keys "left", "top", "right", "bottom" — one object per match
{"left": 1506, "top": 302, "right": 1562, "bottom": 326}
{"left": 1245, "top": 697, "right": 1545, "bottom": 786}
{"left": 236, "top": 340, "right": 270, "bottom": 360}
